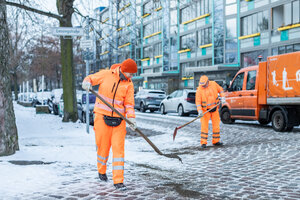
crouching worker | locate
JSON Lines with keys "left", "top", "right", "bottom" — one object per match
{"left": 82, "top": 58, "right": 138, "bottom": 190}
{"left": 196, "top": 75, "right": 226, "bottom": 148}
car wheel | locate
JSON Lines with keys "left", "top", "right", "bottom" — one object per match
{"left": 53, "top": 105, "right": 58, "bottom": 115}
{"left": 271, "top": 110, "right": 286, "bottom": 132}
{"left": 178, "top": 105, "right": 185, "bottom": 116}
{"left": 160, "top": 104, "right": 166, "bottom": 115}
{"left": 140, "top": 102, "right": 146, "bottom": 112}
{"left": 220, "top": 108, "right": 235, "bottom": 124}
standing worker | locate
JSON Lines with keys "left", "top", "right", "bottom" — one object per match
{"left": 196, "top": 75, "right": 226, "bottom": 148}
{"left": 82, "top": 58, "right": 137, "bottom": 190}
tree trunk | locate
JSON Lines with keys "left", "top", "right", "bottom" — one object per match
{"left": 0, "top": 0, "right": 19, "bottom": 156}
{"left": 57, "top": 0, "right": 77, "bottom": 122}
{"left": 13, "top": 72, "right": 18, "bottom": 101}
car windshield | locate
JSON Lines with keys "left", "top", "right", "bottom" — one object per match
{"left": 82, "top": 94, "right": 96, "bottom": 104}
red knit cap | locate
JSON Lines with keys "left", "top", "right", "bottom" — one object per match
{"left": 121, "top": 59, "right": 137, "bottom": 73}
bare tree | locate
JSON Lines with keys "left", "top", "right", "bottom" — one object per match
{"left": 0, "top": 0, "right": 19, "bottom": 156}
{"left": 5, "top": 0, "right": 78, "bottom": 122}
{"left": 29, "top": 36, "right": 61, "bottom": 89}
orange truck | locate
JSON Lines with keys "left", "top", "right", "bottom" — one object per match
{"left": 221, "top": 52, "right": 300, "bottom": 132}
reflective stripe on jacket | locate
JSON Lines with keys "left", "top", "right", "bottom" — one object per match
{"left": 196, "top": 81, "right": 224, "bottom": 111}
{"left": 83, "top": 66, "right": 135, "bottom": 118}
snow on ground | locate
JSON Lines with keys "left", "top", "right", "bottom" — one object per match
{"left": 0, "top": 103, "right": 186, "bottom": 198}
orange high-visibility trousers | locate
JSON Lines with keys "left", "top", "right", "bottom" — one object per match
{"left": 93, "top": 113, "right": 126, "bottom": 184}
{"left": 200, "top": 109, "right": 221, "bottom": 145}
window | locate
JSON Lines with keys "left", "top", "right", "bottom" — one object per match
{"left": 143, "top": 46, "right": 152, "bottom": 58}
{"left": 242, "top": 50, "right": 268, "bottom": 67}
{"left": 143, "top": 1, "right": 151, "bottom": 15}
{"left": 246, "top": 70, "right": 257, "bottom": 90}
{"left": 273, "top": 1, "right": 300, "bottom": 29}
{"left": 196, "top": 0, "right": 211, "bottom": 16}
{"left": 272, "top": 43, "right": 300, "bottom": 55}
{"left": 153, "top": 19, "right": 162, "bottom": 33}
{"left": 231, "top": 72, "right": 244, "bottom": 91}
{"left": 153, "top": 43, "right": 162, "bottom": 56}
{"left": 242, "top": 11, "right": 268, "bottom": 35}
{"left": 180, "top": 6, "right": 196, "bottom": 23}
{"left": 197, "top": 59, "right": 212, "bottom": 67}
{"left": 198, "top": 27, "right": 212, "bottom": 46}
{"left": 293, "top": 0, "right": 300, "bottom": 24}
{"left": 180, "top": 33, "right": 196, "bottom": 49}
{"left": 143, "top": 23, "right": 152, "bottom": 37}
{"left": 226, "top": 18, "right": 237, "bottom": 38}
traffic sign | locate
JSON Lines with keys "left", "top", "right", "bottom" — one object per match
{"left": 51, "top": 27, "right": 84, "bottom": 36}
{"left": 80, "top": 40, "right": 93, "bottom": 50}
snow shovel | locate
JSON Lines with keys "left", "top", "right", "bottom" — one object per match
{"left": 173, "top": 102, "right": 221, "bottom": 141}
{"left": 90, "top": 89, "right": 182, "bottom": 163}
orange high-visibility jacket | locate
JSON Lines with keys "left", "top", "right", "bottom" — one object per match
{"left": 196, "top": 81, "right": 224, "bottom": 112}
{"left": 83, "top": 65, "right": 135, "bottom": 118}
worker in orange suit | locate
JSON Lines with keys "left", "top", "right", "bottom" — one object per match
{"left": 196, "top": 75, "right": 226, "bottom": 148}
{"left": 82, "top": 59, "right": 137, "bottom": 190}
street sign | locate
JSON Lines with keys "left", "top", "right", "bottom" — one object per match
{"left": 51, "top": 27, "right": 84, "bottom": 36}
{"left": 80, "top": 40, "right": 93, "bottom": 50}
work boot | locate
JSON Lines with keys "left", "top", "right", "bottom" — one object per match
{"left": 98, "top": 173, "right": 108, "bottom": 182}
{"left": 114, "top": 183, "right": 127, "bottom": 190}
{"left": 201, "top": 144, "right": 207, "bottom": 148}
{"left": 213, "top": 142, "right": 223, "bottom": 146}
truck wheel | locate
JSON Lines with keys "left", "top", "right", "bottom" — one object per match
{"left": 220, "top": 108, "right": 235, "bottom": 124}
{"left": 258, "top": 119, "right": 269, "bottom": 125}
{"left": 271, "top": 110, "right": 286, "bottom": 132}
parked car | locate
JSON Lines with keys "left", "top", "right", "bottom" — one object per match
{"left": 77, "top": 92, "right": 96, "bottom": 125}
{"left": 134, "top": 89, "right": 166, "bottom": 112}
{"left": 58, "top": 93, "right": 64, "bottom": 117}
{"left": 32, "top": 91, "right": 52, "bottom": 108}
{"left": 58, "top": 90, "right": 83, "bottom": 118}
{"left": 49, "top": 89, "right": 63, "bottom": 115}
{"left": 160, "top": 89, "right": 197, "bottom": 116}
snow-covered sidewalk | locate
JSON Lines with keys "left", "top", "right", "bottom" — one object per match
{"left": 0, "top": 103, "right": 182, "bottom": 199}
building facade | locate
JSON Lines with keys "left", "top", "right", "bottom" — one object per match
{"left": 94, "top": 0, "right": 300, "bottom": 94}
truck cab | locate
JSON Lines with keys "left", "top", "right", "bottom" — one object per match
{"left": 221, "top": 66, "right": 260, "bottom": 122}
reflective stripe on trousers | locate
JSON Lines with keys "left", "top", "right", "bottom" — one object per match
{"left": 94, "top": 113, "right": 126, "bottom": 184}
{"left": 200, "top": 108, "right": 221, "bottom": 145}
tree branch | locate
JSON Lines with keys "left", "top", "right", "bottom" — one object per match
{"left": 4, "top": 1, "right": 63, "bottom": 21}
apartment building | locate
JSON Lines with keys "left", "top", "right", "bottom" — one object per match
{"left": 94, "top": 0, "right": 300, "bottom": 94}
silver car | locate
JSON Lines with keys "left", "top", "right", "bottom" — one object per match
{"left": 134, "top": 89, "right": 166, "bottom": 112}
{"left": 160, "top": 89, "right": 197, "bottom": 116}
